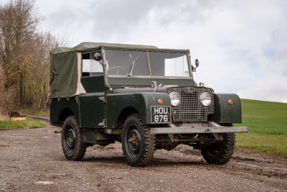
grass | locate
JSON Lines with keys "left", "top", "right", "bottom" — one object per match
{"left": 235, "top": 99, "right": 287, "bottom": 158}
{"left": 17, "top": 108, "right": 50, "bottom": 116}
{"left": 0, "top": 117, "right": 46, "bottom": 130}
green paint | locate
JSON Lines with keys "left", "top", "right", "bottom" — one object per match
{"left": 108, "top": 77, "right": 194, "bottom": 87}
{"left": 50, "top": 97, "right": 80, "bottom": 125}
{"left": 81, "top": 76, "right": 105, "bottom": 93}
{"left": 209, "top": 93, "right": 242, "bottom": 123}
{"left": 79, "top": 94, "right": 105, "bottom": 128}
{"left": 106, "top": 92, "right": 171, "bottom": 128}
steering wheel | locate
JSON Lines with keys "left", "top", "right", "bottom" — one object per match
{"left": 108, "top": 66, "right": 128, "bottom": 75}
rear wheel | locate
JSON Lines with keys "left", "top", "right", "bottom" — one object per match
{"left": 61, "top": 116, "right": 86, "bottom": 161}
{"left": 122, "top": 113, "right": 155, "bottom": 167}
{"left": 201, "top": 133, "right": 235, "bottom": 165}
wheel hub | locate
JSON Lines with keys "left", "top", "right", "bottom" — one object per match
{"left": 64, "top": 128, "right": 76, "bottom": 153}
{"left": 126, "top": 127, "right": 142, "bottom": 158}
{"left": 128, "top": 134, "right": 138, "bottom": 148}
{"left": 67, "top": 132, "right": 74, "bottom": 147}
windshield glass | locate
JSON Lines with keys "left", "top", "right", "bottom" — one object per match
{"left": 105, "top": 50, "right": 149, "bottom": 76}
{"left": 105, "top": 50, "right": 190, "bottom": 77}
{"left": 149, "top": 52, "right": 189, "bottom": 77}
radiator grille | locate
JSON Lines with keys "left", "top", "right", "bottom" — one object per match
{"left": 165, "top": 87, "right": 214, "bottom": 122}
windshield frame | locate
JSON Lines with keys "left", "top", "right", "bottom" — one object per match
{"left": 102, "top": 48, "right": 193, "bottom": 79}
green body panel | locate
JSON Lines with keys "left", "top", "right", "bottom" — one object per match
{"left": 81, "top": 76, "right": 105, "bottom": 93}
{"left": 82, "top": 129, "right": 114, "bottom": 145}
{"left": 112, "top": 87, "right": 169, "bottom": 94}
{"left": 209, "top": 93, "right": 242, "bottom": 123}
{"left": 79, "top": 94, "right": 105, "bottom": 128}
{"left": 83, "top": 129, "right": 98, "bottom": 144}
{"left": 106, "top": 92, "right": 171, "bottom": 128}
{"left": 50, "top": 85, "right": 242, "bottom": 129}
{"left": 108, "top": 77, "right": 194, "bottom": 87}
{"left": 50, "top": 97, "right": 80, "bottom": 125}
{"left": 80, "top": 76, "right": 106, "bottom": 129}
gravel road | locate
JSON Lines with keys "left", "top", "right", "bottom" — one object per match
{"left": 0, "top": 117, "right": 286, "bottom": 192}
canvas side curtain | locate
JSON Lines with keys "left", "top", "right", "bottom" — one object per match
{"left": 50, "top": 51, "right": 79, "bottom": 98}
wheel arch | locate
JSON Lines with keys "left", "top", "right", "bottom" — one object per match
{"left": 55, "top": 107, "right": 80, "bottom": 126}
{"left": 50, "top": 97, "right": 80, "bottom": 127}
{"left": 59, "top": 108, "right": 74, "bottom": 121}
{"left": 116, "top": 107, "right": 139, "bottom": 129}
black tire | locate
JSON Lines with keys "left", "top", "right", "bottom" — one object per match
{"left": 201, "top": 133, "right": 235, "bottom": 165}
{"left": 122, "top": 113, "right": 155, "bottom": 167}
{"left": 61, "top": 116, "right": 86, "bottom": 161}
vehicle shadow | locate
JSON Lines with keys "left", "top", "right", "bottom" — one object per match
{"left": 82, "top": 156, "right": 127, "bottom": 165}
{"left": 151, "top": 158, "right": 207, "bottom": 167}
{"left": 79, "top": 155, "right": 209, "bottom": 167}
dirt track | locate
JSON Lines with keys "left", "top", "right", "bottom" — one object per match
{"left": 0, "top": 117, "right": 286, "bottom": 191}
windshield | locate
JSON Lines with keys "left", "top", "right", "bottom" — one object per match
{"left": 105, "top": 50, "right": 190, "bottom": 78}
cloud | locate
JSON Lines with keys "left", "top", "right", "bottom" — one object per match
{"left": 237, "top": 82, "right": 287, "bottom": 103}
{"left": 1, "top": 0, "right": 287, "bottom": 103}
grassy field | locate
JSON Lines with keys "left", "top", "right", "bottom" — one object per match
{"left": 17, "top": 108, "right": 50, "bottom": 116}
{"left": 0, "top": 117, "right": 46, "bottom": 130}
{"left": 235, "top": 99, "right": 287, "bottom": 158}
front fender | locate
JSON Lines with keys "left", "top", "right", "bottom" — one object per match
{"left": 208, "top": 93, "right": 242, "bottom": 124}
{"left": 106, "top": 92, "right": 171, "bottom": 128}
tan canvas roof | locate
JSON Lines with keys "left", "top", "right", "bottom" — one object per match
{"left": 50, "top": 42, "right": 189, "bottom": 54}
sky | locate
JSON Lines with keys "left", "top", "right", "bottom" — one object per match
{"left": 2, "top": 0, "right": 287, "bottom": 103}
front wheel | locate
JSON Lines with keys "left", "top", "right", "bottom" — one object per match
{"left": 61, "top": 116, "right": 86, "bottom": 161}
{"left": 201, "top": 133, "right": 235, "bottom": 165}
{"left": 122, "top": 113, "right": 155, "bottom": 167}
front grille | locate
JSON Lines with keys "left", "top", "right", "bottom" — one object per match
{"left": 165, "top": 87, "right": 214, "bottom": 122}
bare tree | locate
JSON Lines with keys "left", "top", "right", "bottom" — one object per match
{"left": 0, "top": 0, "right": 41, "bottom": 116}
{"left": 20, "top": 32, "right": 68, "bottom": 109}
{"left": 0, "top": 0, "right": 68, "bottom": 118}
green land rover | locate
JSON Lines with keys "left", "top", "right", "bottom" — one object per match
{"left": 50, "top": 42, "right": 248, "bottom": 167}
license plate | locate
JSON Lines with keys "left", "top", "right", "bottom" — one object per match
{"left": 151, "top": 106, "right": 171, "bottom": 123}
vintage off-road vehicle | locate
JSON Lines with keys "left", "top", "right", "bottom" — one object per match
{"left": 50, "top": 42, "right": 248, "bottom": 167}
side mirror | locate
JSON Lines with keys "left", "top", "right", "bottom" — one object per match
{"left": 191, "top": 59, "right": 199, "bottom": 72}
{"left": 195, "top": 59, "right": 199, "bottom": 68}
{"left": 94, "top": 52, "right": 102, "bottom": 61}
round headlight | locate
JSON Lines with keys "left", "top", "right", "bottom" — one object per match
{"left": 200, "top": 92, "right": 211, "bottom": 106}
{"left": 169, "top": 92, "right": 180, "bottom": 106}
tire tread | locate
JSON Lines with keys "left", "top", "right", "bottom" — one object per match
{"left": 201, "top": 133, "right": 235, "bottom": 165}
{"left": 122, "top": 113, "right": 155, "bottom": 167}
{"left": 62, "top": 116, "right": 86, "bottom": 161}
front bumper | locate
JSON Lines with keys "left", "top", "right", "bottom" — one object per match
{"left": 150, "top": 122, "right": 248, "bottom": 134}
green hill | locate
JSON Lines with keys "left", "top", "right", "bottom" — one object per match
{"left": 235, "top": 99, "right": 287, "bottom": 158}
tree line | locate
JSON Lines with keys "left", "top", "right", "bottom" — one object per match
{"left": 0, "top": 0, "right": 67, "bottom": 118}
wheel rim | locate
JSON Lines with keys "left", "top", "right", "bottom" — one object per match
{"left": 63, "top": 126, "right": 76, "bottom": 154}
{"left": 125, "top": 125, "right": 142, "bottom": 158}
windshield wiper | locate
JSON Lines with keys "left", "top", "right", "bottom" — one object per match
{"left": 127, "top": 55, "right": 139, "bottom": 77}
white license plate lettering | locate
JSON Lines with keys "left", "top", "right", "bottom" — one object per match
{"left": 151, "top": 107, "right": 171, "bottom": 123}
{"left": 164, "top": 115, "right": 168, "bottom": 122}
{"left": 154, "top": 115, "right": 159, "bottom": 122}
